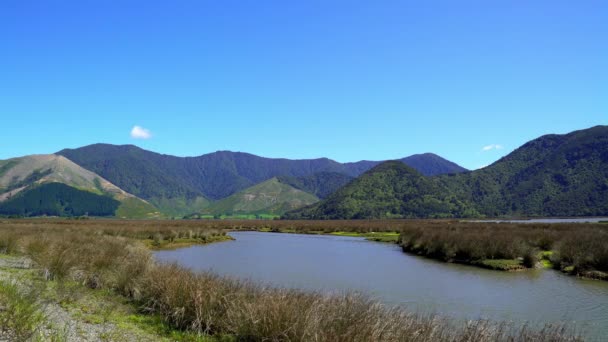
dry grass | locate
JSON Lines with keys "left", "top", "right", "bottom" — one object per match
{"left": 0, "top": 219, "right": 589, "bottom": 341}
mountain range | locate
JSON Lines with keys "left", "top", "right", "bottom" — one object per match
{"left": 54, "top": 145, "right": 466, "bottom": 216}
{"left": 1, "top": 125, "right": 606, "bottom": 219}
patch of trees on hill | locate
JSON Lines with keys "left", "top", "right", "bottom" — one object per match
{"left": 0, "top": 182, "right": 119, "bottom": 217}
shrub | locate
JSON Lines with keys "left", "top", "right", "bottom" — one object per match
{"left": 0, "top": 280, "right": 44, "bottom": 341}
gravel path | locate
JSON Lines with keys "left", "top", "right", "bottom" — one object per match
{"left": 0, "top": 256, "right": 162, "bottom": 342}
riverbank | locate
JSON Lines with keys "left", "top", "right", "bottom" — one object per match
{"left": 144, "top": 234, "right": 234, "bottom": 250}
{"left": 244, "top": 221, "right": 608, "bottom": 279}
{"left": 0, "top": 219, "right": 584, "bottom": 341}
{"left": 397, "top": 223, "right": 608, "bottom": 279}
{"left": 0, "top": 255, "right": 216, "bottom": 341}
{"left": 256, "top": 227, "right": 400, "bottom": 243}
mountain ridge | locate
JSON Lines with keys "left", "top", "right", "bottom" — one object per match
{"left": 56, "top": 145, "right": 467, "bottom": 214}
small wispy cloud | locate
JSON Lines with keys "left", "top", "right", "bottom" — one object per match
{"left": 481, "top": 144, "right": 503, "bottom": 152}
{"left": 130, "top": 125, "right": 152, "bottom": 139}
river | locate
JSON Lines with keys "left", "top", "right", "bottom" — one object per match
{"left": 155, "top": 231, "right": 608, "bottom": 340}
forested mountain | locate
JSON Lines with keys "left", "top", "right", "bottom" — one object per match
{"left": 202, "top": 178, "right": 319, "bottom": 216}
{"left": 400, "top": 153, "right": 468, "bottom": 176}
{"left": 276, "top": 172, "right": 355, "bottom": 199}
{"left": 57, "top": 144, "right": 467, "bottom": 213}
{"left": 284, "top": 161, "right": 478, "bottom": 219}
{"left": 58, "top": 145, "right": 345, "bottom": 202}
{"left": 0, "top": 155, "right": 158, "bottom": 218}
{"left": 439, "top": 125, "right": 608, "bottom": 217}
{"left": 0, "top": 183, "right": 120, "bottom": 217}
{"left": 287, "top": 126, "right": 608, "bottom": 219}
{"left": 8, "top": 126, "right": 604, "bottom": 219}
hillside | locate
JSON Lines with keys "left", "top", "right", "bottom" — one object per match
{"left": 284, "top": 161, "right": 478, "bottom": 219}
{"left": 0, "top": 154, "right": 129, "bottom": 199}
{"left": 57, "top": 145, "right": 347, "bottom": 202}
{"left": 440, "top": 125, "right": 608, "bottom": 217}
{"left": 287, "top": 126, "right": 608, "bottom": 219}
{"left": 0, "top": 155, "right": 158, "bottom": 218}
{"left": 276, "top": 172, "right": 354, "bottom": 199}
{"left": 0, "top": 182, "right": 120, "bottom": 217}
{"left": 341, "top": 154, "right": 468, "bottom": 177}
{"left": 202, "top": 178, "right": 319, "bottom": 216}
{"left": 400, "top": 153, "right": 468, "bottom": 176}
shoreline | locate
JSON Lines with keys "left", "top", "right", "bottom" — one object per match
{"left": 246, "top": 228, "right": 608, "bottom": 281}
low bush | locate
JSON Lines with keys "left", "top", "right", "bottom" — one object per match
{"left": 0, "top": 279, "right": 44, "bottom": 341}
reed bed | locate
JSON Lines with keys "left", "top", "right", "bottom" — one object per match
{"left": 395, "top": 222, "right": 608, "bottom": 275}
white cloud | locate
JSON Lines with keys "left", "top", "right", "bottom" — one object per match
{"left": 481, "top": 144, "right": 503, "bottom": 152}
{"left": 130, "top": 125, "right": 152, "bottom": 139}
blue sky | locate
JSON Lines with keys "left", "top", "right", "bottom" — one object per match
{"left": 1, "top": 1, "right": 606, "bottom": 169}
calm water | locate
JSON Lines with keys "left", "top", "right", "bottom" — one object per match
{"left": 470, "top": 218, "right": 608, "bottom": 223}
{"left": 155, "top": 231, "right": 608, "bottom": 340}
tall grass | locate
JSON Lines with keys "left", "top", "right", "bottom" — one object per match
{"left": 0, "top": 219, "right": 588, "bottom": 341}
{"left": 393, "top": 222, "right": 608, "bottom": 275}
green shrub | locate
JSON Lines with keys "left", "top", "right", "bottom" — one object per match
{"left": 0, "top": 280, "right": 44, "bottom": 341}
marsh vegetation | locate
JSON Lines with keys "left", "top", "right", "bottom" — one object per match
{"left": 0, "top": 219, "right": 602, "bottom": 341}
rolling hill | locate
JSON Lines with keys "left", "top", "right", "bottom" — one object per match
{"left": 287, "top": 126, "right": 608, "bottom": 219}
{"left": 202, "top": 178, "right": 319, "bottom": 216}
{"left": 0, "top": 155, "right": 158, "bottom": 218}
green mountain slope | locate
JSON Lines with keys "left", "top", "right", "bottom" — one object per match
{"left": 341, "top": 154, "right": 468, "bottom": 177}
{"left": 0, "top": 155, "right": 158, "bottom": 218}
{"left": 56, "top": 145, "right": 467, "bottom": 211}
{"left": 0, "top": 182, "right": 120, "bottom": 217}
{"left": 287, "top": 126, "right": 608, "bottom": 219}
{"left": 0, "top": 154, "right": 128, "bottom": 198}
{"left": 440, "top": 125, "right": 608, "bottom": 217}
{"left": 276, "top": 172, "right": 354, "bottom": 199}
{"left": 284, "top": 161, "right": 478, "bottom": 219}
{"left": 400, "top": 153, "right": 468, "bottom": 176}
{"left": 203, "top": 178, "right": 319, "bottom": 216}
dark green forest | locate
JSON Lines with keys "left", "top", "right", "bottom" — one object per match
{"left": 284, "top": 162, "right": 479, "bottom": 219}
{"left": 0, "top": 182, "right": 120, "bottom": 217}
{"left": 57, "top": 145, "right": 467, "bottom": 202}
{"left": 286, "top": 126, "right": 608, "bottom": 219}
{"left": 440, "top": 125, "right": 608, "bottom": 217}
{"left": 277, "top": 172, "right": 354, "bottom": 199}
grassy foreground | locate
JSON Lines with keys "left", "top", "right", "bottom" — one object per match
{"left": 0, "top": 219, "right": 589, "bottom": 341}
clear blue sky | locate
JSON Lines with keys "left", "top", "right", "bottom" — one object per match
{"left": 1, "top": 1, "right": 606, "bottom": 169}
